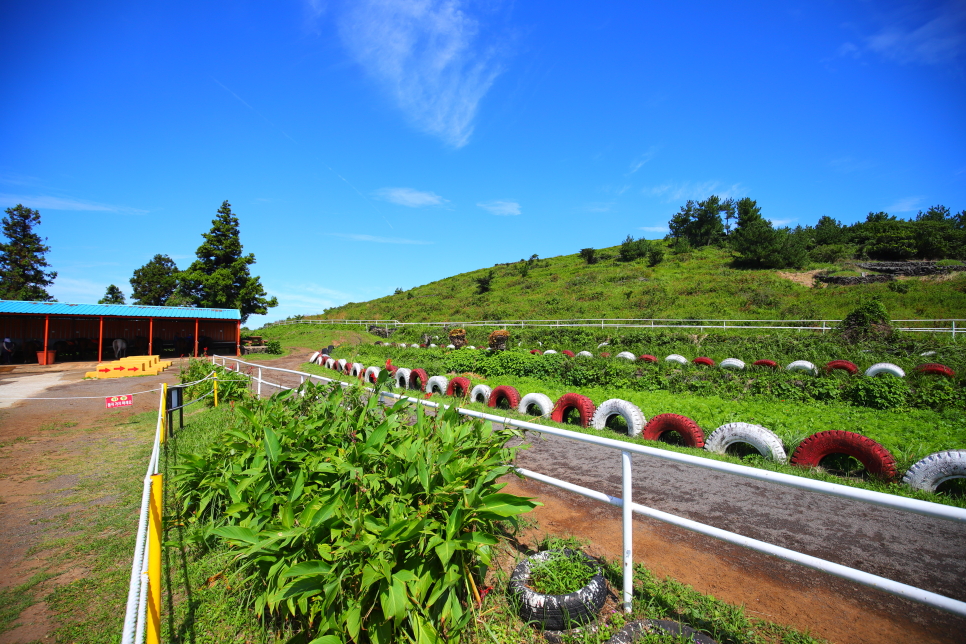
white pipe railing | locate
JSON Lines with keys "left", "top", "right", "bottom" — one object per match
{"left": 212, "top": 355, "right": 966, "bottom": 618}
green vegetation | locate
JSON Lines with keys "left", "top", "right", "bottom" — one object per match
{"left": 97, "top": 284, "right": 126, "bottom": 304}
{"left": 527, "top": 549, "right": 597, "bottom": 596}
{"left": 0, "top": 203, "right": 57, "bottom": 301}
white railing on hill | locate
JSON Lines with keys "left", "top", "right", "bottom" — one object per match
{"left": 263, "top": 318, "right": 963, "bottom": 336}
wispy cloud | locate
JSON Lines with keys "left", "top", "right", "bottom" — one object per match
{"left": 373, "top": 187, "right": 448, "bottom": 207}
{"left": 0, "top": 193, "right": 147, "bottom": 215}
{"left": 638, "top": 225, "right": 668, "bottom": 233}
{"left": 835, "top": 2, "right": 966, "bottom": 66}
{"left": 627, "top": 146, "right": 658, "bottom": 175}
{"left": 329, "top": 233, "right": 433, "bottom": 245}
{"left": 335, "top": 0, "right": 506, "bottom": 147}
{"left": 584, "top": 202, "right": 614, "bottom": 213}
{"left": 886, "top": 196, "right": 925, "bottom": 212}
{"left": 768, "top": 218, "right": 796, "bottom": 227}
{"left": 641, "top": 181, "right": 743, "bottom": 203}
{"left": 477, "top": 200, "right": 520, "bottom": 216}
{"left": 51, "top": 277, "right": 118, "bottom": 303}
{"left": 828, "top": 156, "right": 874, "bottom": 174}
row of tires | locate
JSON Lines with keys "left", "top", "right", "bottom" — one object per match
{"left": 310, "top": 353, "right": 965, "bottom": 494}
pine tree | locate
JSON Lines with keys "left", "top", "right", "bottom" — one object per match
{"left": 178, "top": 201, "right": 277, "bottom": 321}
{"left": 130, "top": 254, "right": 180, "bottom": 305}
{"left": 0, "top": 204, "right": 57, "bottom": 301}
{"left": 98, "top": 284, "right": 126, "bottom": 304}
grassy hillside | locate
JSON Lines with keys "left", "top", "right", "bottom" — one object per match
{"left": 306, "top": 244, "right": 966, "bottom": 322}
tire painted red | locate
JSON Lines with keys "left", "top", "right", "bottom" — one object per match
{"left": 641, "top": 414, "right": 705, "bottom": 448}
{"left": 550, "top": 393, "right": 596, "bottom": 428}
{"left": 753, "top": 359, "right": 779, "bottom": 369}
{"left": 639, "top": 354, "right": 658, "bottom": 363}
{"left": 600, "top": 352, "right": 611, "bottom": 358}
{"left": 408, "top": 368, "right": 428, "bottom": 391}
{"left": 561, "top": 350, "right": 576, "bottom": 357}
{"left": 914, "top": 363, "right": 955, "bottom": 378}
{"left": 693, "top": 357, "right": 715, "bottom": 367}
{"left": 824, "top": 360, "right": 858, "bottom": 375}
{"left": 343, "top": 362, "right": 353, "bottom": 375}
{"left": 446, "top": 376, "right": 471, "bottom": 397}
{"left": 488, "top": 385, "right": 522, "bottom": 410}
{"left": 386, "top": 365, "right": 398, "bottom": 375}
{"left": 790, "top": 430, "right": 898, "bottom": 480}
{"left": 530, "top": 349, "right": 542, "bottom": 355}
{"left": 420, "top": 344, "right": 427, "bottom": 348}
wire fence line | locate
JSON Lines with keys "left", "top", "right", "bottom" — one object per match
{"left": 262, "top": 317, "right": 964, "bottom": 336}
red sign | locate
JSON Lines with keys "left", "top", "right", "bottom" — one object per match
{"left": 106, "top": 395, "right": 133, "bottom": 409}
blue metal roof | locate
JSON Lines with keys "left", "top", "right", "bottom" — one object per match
{"left": 0, "top": 300, "right": 241, "bottom": 320}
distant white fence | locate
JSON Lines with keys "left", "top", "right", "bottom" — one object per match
{"left": 263, "top": 318, "right": 963, "bottom": 337}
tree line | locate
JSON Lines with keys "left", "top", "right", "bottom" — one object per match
{"left": 0, "top": 200, "right": 277, "bottom": 322}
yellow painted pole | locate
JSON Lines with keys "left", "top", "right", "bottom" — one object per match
{"left": 213, "top": 375, "right": 218, "bottom": 408}
{"left": 146, "top": 473, "right": 163, "bottom": 644}
{"left": 160, "top": 383, "right": 167, "bottom": 444}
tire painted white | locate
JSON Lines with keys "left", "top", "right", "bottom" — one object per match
{"left": 902, "top": 450, "right": 966, "bottom": 492}
{"left": 447, "top": 344, "right": 456, "bottom": 349}
{"left": 543, "top": 349, "right": 558, "bottom": 355}
{"left": 336, "top": 358, "right": 347, "bottom": 370}
{"left": 720, "top": 358, "right": 746, "bottom": 371}
{"left": 705, "top": 422, "right": 787, "bottom": 463}
{"left": 591, "top": 399, "right": 646, "bottom": 437}
{"left": 350, "top": 362, "right": 364, "bottom": 377}
{"left": 665, "top": 354, "right": 688, "bottom": 365}
{"left": 786, "top": 360, "right": 818, "bottom": 376}
{"left": 616, "top": 351, "right": 637, "bottom": 361}
{"left": 920, "top": 351, "right": 937, "bottom": 357}
{"left": 325, "top": 358, "right": 336, "bottom": 370}
{"left": 468, "top": 346, "right": 476, "bottom": 349}
{"left": 364, "top": 366, "right": 381, "bottom": 382}
{"left": 577, "top": 351, "right": 593, "bottom": 358}
{"left": 597, "top": 342, "right": 609, "bottom": 349}
{"left": 865, "top": 362, "right": 905, "bottom": 378}
{"left": 426, "top": 375, "right": 449, "bottom": 394}
{"left": 308, "top": 351, "right": 320, "bottom": 363}
{"left": 430, "top": 344, "right": 437, "bottom": 348}
{"left": 394, "top": 368, "right": 411, "bottom": 389}
{"left": 518, "top": 393, "right": 554, "bottom": 417}
{"left": 470, "top": 384, "right": 492, "bottom": 405}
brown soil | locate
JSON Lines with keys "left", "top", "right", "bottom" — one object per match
{"left": 777, "top": 269, "right": 826, "bottom": 288}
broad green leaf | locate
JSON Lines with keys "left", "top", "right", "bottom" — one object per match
{"left": 281, "top": 560, "right": 332, "bottom": 578}
{"left": 287, "top": 469, "right": 305, "bottom": 505}
{"left": 225, "top": 502, "right": 249, "bottom": 516}
{"left": 434, "top": 540, "right": 457, "bottom": 567}
{"left": 308, "top": 634, "right": 342, "bottom": 644}
{"left": 478, "top": 492, "right": 539, "bottom": 517}
{"left": 211, "top": 526, "right": 259, "bottom": 544}
{"left": 379, "top": 576, "right": 409, "bottom": 622}
{"left": 264, "top": 426, "right": 281, "bottom": 463}
{"left": 344, "top": 602, "right": 362, "bottom": 641}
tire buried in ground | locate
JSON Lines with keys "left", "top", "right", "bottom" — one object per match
{"left": 519, "top": 392, "right": 554, "bottom": 417}
{"left": 864, "top": 362, "right": 905, "bottom": 378}
{"left": 550, "top": 393, "right": 596, "bottom": 428}
{"left": 426, "top": 375, "right": 448, "bottom": 394}
{"left": 824, "top": 360, "right": 859, "bottom": 375}
{"left": 901, "top": 450, "right": 966, "bottom": 492}
{"left": 470, "top": 384, "right": 492, "bottom": 405}
{"left": 641, "top": 413, "right": 705, "bottom": 448}
{"left": 509, "top": 549, "right": 607, "bottom": 631}
{"left": 790, "top": 430, "right": 898, "bottom": 480}
{"left": 590, "top": 399, "right": 646, "bottom": 437}
{"left": 704, "top": 422, "right": 787, "bottom": 462}
{"left": 914, "top": 363, "right": 955, "bottom": 378}
{"left": 446, "top": 376, "right": 471, "bottom": 397}
{"left": 488, "top": 385, "right": 522, "bottom": 410}
{"left": 408, "top": 368, "right": 429, "bottom": 391}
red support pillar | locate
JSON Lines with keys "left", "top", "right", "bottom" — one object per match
{"left": 148, "top": 318, "right": 154, "bottom": 356}
{"left": 98, "top": 316, "right": 103, "bottom": 363}
{"left": 194, "top": 319, "right": 199, "bottom": 357}
{"left": 43, "top": 314, "right": 49, "bottom": 358}
{"left": 236, "top": 320, "right": 241, "bottom": 357}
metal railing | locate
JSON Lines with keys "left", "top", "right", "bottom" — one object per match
{"left": 212, "top": 355, "right": 966, "bottom": 618}
{"left": 262, "top": 318, "right": 963, "bottom": 336}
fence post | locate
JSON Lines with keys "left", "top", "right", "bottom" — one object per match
{"left": 160, "top": 384, "right": 167, "bottom": 444}
{"left": 146, "top": 473, "right": 163, "bottom": 644}
{"left": 213, "top": 376, "right": 218, "bottom": 408}
{"left": 621, "top": 450, "right": 633, "bottom": 612}
{"left": 257, "top": 368, "right": 262, "bottom": 398}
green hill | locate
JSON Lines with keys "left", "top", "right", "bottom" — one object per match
{"left": 302, "top": 244, "right": 965, "bottom": 323}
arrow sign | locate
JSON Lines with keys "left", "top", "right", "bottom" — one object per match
{"left": 99, "top": 368, "right": 110, "bottom": 373}
{"left": 127, "top": 367, "right": 139, "bottom": 371}
{"left": 114, "top": 366, "right": 125, "bottom": 371}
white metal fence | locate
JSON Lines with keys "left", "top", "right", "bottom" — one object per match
{"left": 263, "top": 318, "right": 963, "bottom": 336}
{"left": 212, "top": 355, "right": 966, "bottom": 618}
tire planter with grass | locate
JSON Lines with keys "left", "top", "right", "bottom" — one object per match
{"left": 519, "top": 392, "right": 554, "bottom": 417}
{"left": 551, "top": 393, "right": 597, "bottom": 427}
{"left": 470, "top": 384, "right": 492, "bottom": 405}
{"left": 590, "top": 399, "right": 646, "bottom": 437}
{"left": 753, "top": 359, "right": 779, "bottom": 369}
{"left": 785, "top": 360, "right": 818, "bottom": 376}
{"left": 665, "top": 354, "right": 688, "bottom": 365}
{"left": 616, "top": 351, "right": 636, "bottom": 360}
{"left": 576, "top": 351, "right": 593, "bottom": 358}
{"left": 641, "top": 413, "right": 705, "bottom": 448}
{"left": 531, "top": 349, "right": 543, "bottom": 355}
{"left": 693, "top": 356, "right": 715, "bottom": 367}
{"left": 426, "top": 375, "right": 448, "bottom": 394}
{"left": 543, "top": 349, "right": 558, "bottom": 355}
{"left": 562, "top": 350, "right": 576, "bottom": 357}
{"left": 509, "top": 549, "right": 607, "bottom": 631}
{"left": 864, "top": 362, "right": 905, "bottom": 378}
{"left": 824, "top": 360, "right": 858, "bottom": 375}
{"left": 790, "top": 430, "right": 898, "bottom": 480}
{"left": 489, "top": 385, "right": 522, "bottom": 410}
{"left": 446, "top": 376, "right": 471, "bottom": 397}
{"left": 901, "top": 450, "right": 966, "bottom": 492}
{"left": 704, "top": 422, "right": 787, "bottom": 462}
{"left": 408, "top": 368, "right": 429, "bottom": 391}
{"left": 639, "top": 354, "right": 658, "bottom": 363}
{"left": 914, "top": 363, "right": 955, "bottom": 378}
{"left": 719, "top": 358, "right": 745, "bottom": 371}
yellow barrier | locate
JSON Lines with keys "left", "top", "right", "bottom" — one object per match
{"left": 85, "top": 355, "right": 172, "bottom": 379}
{"left": 147, "top": 473, "right": 162, "bottom": 644}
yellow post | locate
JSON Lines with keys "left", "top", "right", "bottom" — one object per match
{"left": 213, "top": 375, "right": 218, "bottom": 408}
{"left": 160, "top": 383, "right": 167, "bottom": 444}
{"left": 146, "top": 473, "right": 163, "bottom": 644}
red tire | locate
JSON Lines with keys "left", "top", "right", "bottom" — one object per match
{"left": 550, "top": 393, "right": 596, "bottom": 427}
{"left": 408, "top": 368, "right": 428, "bottom": 391}
{"left": 639, "top": 354, "right": 658, "bottom": 363}
{"left": 824, "top": 360, "right": 858, "bottom": 375}
{"left": 914, "top": 363, "right": 955, "bottom": 378}
{"left": 641, "top": 414, "right": 705, "bottom": 448}
{"left": 790, "top": 430, "right": 897, "bottom": 480}
{"left": 530, "top": 349, "right": 542, "bottom": 355}
{"left": 386, "top": 365, "right": 398, "bottom": 375}
{"left": 446, "top": 376, "right": 471, "bottom": 397}
{"left": 753, "top": 359, "right": 779, "bottom": 369}
{"left": 562, "top": 350, "right": 575, "bottom": 357}
{"left": 343, "top": 362, "right": 353, "bottom": 375}
{"left": 693, "top": 357, "right": 715, "bottom": 367}
{"left": 488, "top": 385, "right": 522, "bottom": 410}
{"left": 420, "top": 344, "right": 427, "bottom": 348}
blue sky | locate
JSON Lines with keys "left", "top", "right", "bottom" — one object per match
{"left": 2, "top": 0, "right": 964, "bottom": 326}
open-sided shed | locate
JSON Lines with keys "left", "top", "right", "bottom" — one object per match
{"left": 0, "top": 300, "right": 242, "bottom": 363}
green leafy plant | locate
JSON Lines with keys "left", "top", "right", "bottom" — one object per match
{"left": 179, "top": 359, "right": 251, "bottom": 406}
{"left": 265, "top": 339, "right": 282, "bottom": 354}
{"left": 528, "top": 549, "right": 597, "bottom": 596}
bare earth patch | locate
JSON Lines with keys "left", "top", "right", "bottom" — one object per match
{"left": 776, "top": 269, "right": 825, "bottom": 288}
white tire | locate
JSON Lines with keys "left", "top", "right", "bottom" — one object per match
{"left": 865, "top": 362, "right": 905, "bottom": 378}
{"left": 325, "top": 358, "right": 336, "bottom": 370}
{"left": 426, "top": 375, "right": 448, "bottom": 394}
{"left": 597, "top": 342, "right": 609, "bottom": 349}
{"left": 518, "top": 393, "right": 554, "bottom": 417}
{"left": 364, "top": 366, "right": 381, "bottom": 382}
{"left": 543, "top": 349, "right": 557, "bottom": 355}
{"left": 902, "top": 450, "right": 966, "bottom": 492}
{"left": 720, "top": 358, "right": 746, "bottom": 371}
{"left": 705, "top": 422, "right": 787, "bottom": 463}
{"left": 447, "top": 344, "right": 456, "bottom": 349}
{"left": 665, "top": 354, "right": 688, "bottom": 365}
{"left": 336, "top": 358, "right": 347, "bottom": 370}
{"left": 577, "top": 351, "right": 593, "bottom": 358}
{"left": 394, "top": 368, "right": 411, "bottom": 389}
{"left": 470, "top": 384, "right": 492, "bottom": 405}
{"left": 786, "top": 360, "right": 818, "bottom": 376}
{"left": 920, "top": 351, "right": 937, "bottom": 357}
{"left": 350, "top": 362, "right": 364, "bottom": 377}
{"left": 591, "top": 399, "right": 646, "bottom": 437}
{"left": 309, "top": 351, "right": 320, "bottom": 363}
{"left": 430, "top": 344, "right": 437, "bottom": 348}
{"left": 616, "top": 351, "right": 636, "bottom": 361}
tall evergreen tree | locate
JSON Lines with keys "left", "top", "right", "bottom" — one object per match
{"left": 0, "top": 204, "right": 57, "bottom": 301}
{"left": 667, "top": 196, "right": 728, "bottom": 247}
{"left": 130, "top": 254, "right": 180, "bottom": 305}
{"left": 178, "top": 201, "right": 277, "bottom": 322}
{"left": 98, "top": 284, "right": 126, "bottom": 304}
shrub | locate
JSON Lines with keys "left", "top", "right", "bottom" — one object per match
{"left": 265, "top": 339, "right": 283, "bottom": 354}
{"left": 579, "top": 248, "right": 598, "bottom": 265}
{"left": 838, "top": 297, "right": 893, "bottom": 343}
{"left": 845, "top": 375, "right": 908, "bottom": 410}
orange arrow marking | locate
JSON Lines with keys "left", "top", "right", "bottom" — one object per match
{"left": 128, "top": 367, "right": 139, "bottom": 371}
{"left": 114, "top": 366, "right": 125, "bottom": 371}
{"left": 99, "top": 368, "right": 110, "bottom": 373}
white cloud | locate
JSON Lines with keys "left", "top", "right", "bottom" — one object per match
{"left": 642, "top": 181, "right": 743, "bottom": 203}
{"left": 865, "top": 2, "right": 966, "bottom": 66}
{"left": 886, "top": 196, "right": 925, "bottom": 212}
{"left": 336, "top": 0, "right": 506, "bottom": 147}
{"left": 0, "top": 193, "right": 147, "bottom": 215}
{"left": 50, "top": 277, "right": 116, "bottom": 303}
{"left": 373, "top": 187, "right": 448, "bottom": 207}
{"left": 627, "top": 146, "right": 658, "bottom": 175}
{"left": 329, "top": 232, "right": 433, "bottom": 244}
{"left": 768, "top": 218, "right": 796, "bottom": 227}
{"left": 477, "top": 200, "right": 520, "bottom": 216}
{"left": 638, "top": 226, "right": 668, "bottom": 233}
